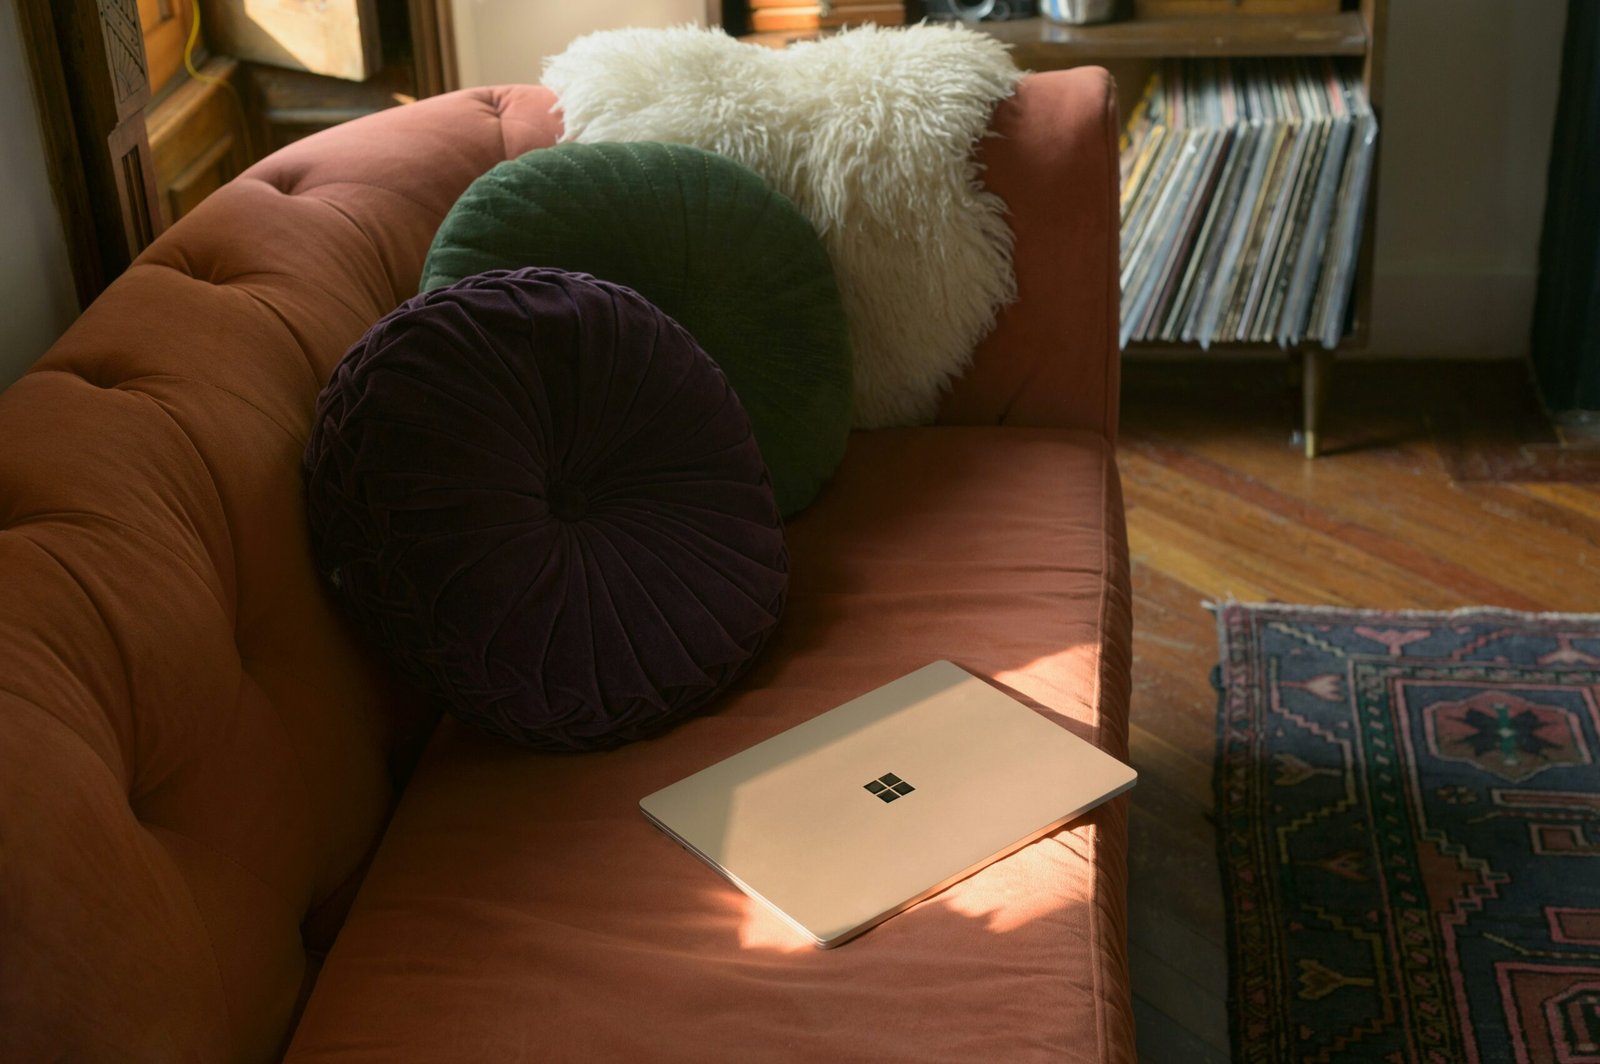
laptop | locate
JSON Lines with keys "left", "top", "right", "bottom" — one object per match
{"left": 639, "top": 660, "right": 1137, "bottom": 948}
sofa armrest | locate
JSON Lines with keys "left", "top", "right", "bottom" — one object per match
{"left": 936, "top": 68, "right": 1121, "bottom": 440}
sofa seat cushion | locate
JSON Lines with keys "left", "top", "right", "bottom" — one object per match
{"left": 282, "top": 427, "right": 1135, "bottom": 1064}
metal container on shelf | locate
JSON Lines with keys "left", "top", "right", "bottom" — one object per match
{"left": 1041, "top": 0, "right": 1119, "bottom": 24}
{"left": 924, "top": 0, "right": 1038, "bottom": 19}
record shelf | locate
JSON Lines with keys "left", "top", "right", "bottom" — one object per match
{"left": 991, "top": 0, "right": 1388, "bottom": 457}
{"left": 743, "top": 1, "right": 1388, "bottom": 457}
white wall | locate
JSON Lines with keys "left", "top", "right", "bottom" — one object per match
{"left": 0, "top": 0, "right": 79, "bottom": 385}
{"left": 451, "top": 0, "right": 709, "bottom": 88}
{"left": 1365, "top": 0, "right": 1567, "bottom": 358}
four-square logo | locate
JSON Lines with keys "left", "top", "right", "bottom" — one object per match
{"left": 864, "top": 772, "right": 915, "bottom": 803}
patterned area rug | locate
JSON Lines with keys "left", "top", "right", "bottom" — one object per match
{"left": 1215, "top": 603, "right": 1600, "bottom": 1064}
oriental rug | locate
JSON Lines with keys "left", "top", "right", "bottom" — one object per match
{"left": 1214, "top": 603, "right": 1600, "bottom": 1064}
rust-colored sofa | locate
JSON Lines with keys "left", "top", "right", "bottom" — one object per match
{"left": 0, "top": 68, "right": 1132, "bottom": 1062}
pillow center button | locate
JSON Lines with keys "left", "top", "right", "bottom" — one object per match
{"left": 546, "top": 481, "right": 589, "bottom": 522}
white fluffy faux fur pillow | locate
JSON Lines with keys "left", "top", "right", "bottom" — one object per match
{"left": 543, "top": 24, "right": 1022, "bottom": 428}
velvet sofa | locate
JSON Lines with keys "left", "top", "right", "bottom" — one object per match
{"left": 0, "top": 67, "right": 1133, "bottom": 1062}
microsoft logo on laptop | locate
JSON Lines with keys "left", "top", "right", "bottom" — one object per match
{"left": 864, "top": 773, "right": 916, "bottom": 803}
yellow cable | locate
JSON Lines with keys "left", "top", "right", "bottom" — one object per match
{"left": 183, "top": 0, "right": 252, "bottom": 153}
{"left": 183, "top": 0, "right": 230, "bottom": 90}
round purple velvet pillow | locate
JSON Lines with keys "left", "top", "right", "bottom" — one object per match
{"left": 304, "top": 267, "right": 789, "bottom": 750}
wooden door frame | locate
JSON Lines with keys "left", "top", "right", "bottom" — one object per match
{"left": 17, "top": 0, "right": 165, "bottom": 308}
{"left": 410, "top": 0, "right": 457, "bottom": 95}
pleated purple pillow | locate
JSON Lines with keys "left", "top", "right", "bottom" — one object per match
{"left": 304, "top": 268, "right": 789, "bottom": 750}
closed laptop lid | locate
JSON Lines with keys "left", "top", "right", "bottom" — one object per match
{"left": 640, "top": 660, "right": 1137, "bottom": 947}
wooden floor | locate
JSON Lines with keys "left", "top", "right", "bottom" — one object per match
{"left": 1119, "top": 359, "right": 1600, "bottom": 1063}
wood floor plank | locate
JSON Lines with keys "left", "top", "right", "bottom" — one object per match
{"left": 1124, "top": 454, "right": 1466, "bottom": 607}
{"left": 1127, "top": 508, "right": 1279, "bottom": 603}
{"left": 1130, "top": 896, "right": 1231, "bottom": 1006}
{"left": 1127, "top": 755, "right": 1212, "bottom": 856}
{"left": 1130, "top": 719, "right": 1212, "bottom": 809}
{"left": 1130, "top": 554, "right": 1224, "bottom": 651}
{"left": 1463, "top": 479, "right": 1600, "bottom": 539}
{"left": 1516, "top": 483, "right": 1600, "bottom": 524}
{"left": 1121, "top": 376, "right": 1600, "bottom": 609}
{"left": 1129, "top": 800, "right": 1227, "bottom": 944}
{"left": 1129, "top": 635, "right": 1221, "bottom": 748}
{"left": 1124, "top": 438, "right": 1551, "bottom": 610}
{"left": 1129, "top": 938, "right": 1231, "bottom": 1053}
{"left": 1134, "top": 996, "right": 1232, "bottom": 1064}
{"left": 1161, "top": 443, "right": 1600, "bottom": 609}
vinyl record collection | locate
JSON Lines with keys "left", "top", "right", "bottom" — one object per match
{"left": 1119, "top": 58, "right": 1379, "bottom": 350}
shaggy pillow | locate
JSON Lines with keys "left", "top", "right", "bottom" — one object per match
{"left": 421, "top": 142, "right": 851, "bottom": 518}
{"left": 304, "top": 267, "right": 789, "bottom": 751}
{"left": 543, "top": 23, "right": 1023, "bottom": 427}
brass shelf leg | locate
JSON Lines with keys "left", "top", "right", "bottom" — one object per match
{"left": 1302, "top": 347, "right": 1332, "bottom": 459}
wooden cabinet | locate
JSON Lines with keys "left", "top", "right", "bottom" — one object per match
{"left": 146, "top": 57, "right": 250, "bottom": 225}
{"left": 137, "top": 0, "right": 197, "bottom": 96}
{"left": 249, "top": 62, "right": 418, "bottom": 155}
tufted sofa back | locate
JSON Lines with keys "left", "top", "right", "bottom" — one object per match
{"left": 0, "top": 87, "right": 564, "bottom": 1062}
{"left": 0, "top": 70, "right": 1117, "bottom": 1062}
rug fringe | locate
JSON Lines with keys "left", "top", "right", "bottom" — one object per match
{"left": 1201, "top": 599, "right": 1600, "bottom": 623}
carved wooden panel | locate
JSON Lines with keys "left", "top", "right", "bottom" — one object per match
{"left": 22, "top": 0, "right": 164, "bottom": 301}
{"left": 15, "top": 0, "right": 100, "bottom": 306}
{"left": 96, "top": 0, "right": 150, "bottom": 117}
{"left": 107, "top": 118, "right": 160, "bottom": 250}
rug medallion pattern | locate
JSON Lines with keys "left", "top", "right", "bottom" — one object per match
{"left": 1215, "top": 604, "right": 1600, "bottom": 1063}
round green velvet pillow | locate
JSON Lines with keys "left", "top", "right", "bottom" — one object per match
{"left": 421, "top": 142, "right": 852, "bottom": 517}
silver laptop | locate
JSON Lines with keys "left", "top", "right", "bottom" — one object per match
{"left": 640, "top": 660, "right": 1137, "bottom": 948}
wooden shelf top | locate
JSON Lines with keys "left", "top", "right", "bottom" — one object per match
{"left": 975, "top": 12, "right": 1368, "bottom": 60}
{"left": 744, "top": 13, "right": 1369, "bottom": 60}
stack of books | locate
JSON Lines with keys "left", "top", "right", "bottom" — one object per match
{"left": 748, "top": 1, "right": 906, "bottom": 33}
{"left": 1119, "top": 58, "right": 1379, "bottom": 351}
